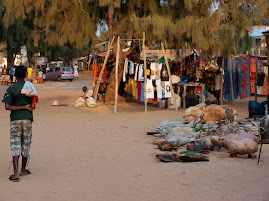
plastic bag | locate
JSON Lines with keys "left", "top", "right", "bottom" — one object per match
{"left": 75, "top": 97, "right": 86, "bottom": 107}
{"left": 86, "top": 97, "right": 96, "bottom": 108}
{"left": 166, "top": 136, "right": 196, "bottom": 146}
{"left": 21, "top": 81, "right": 37, "bottom": 97}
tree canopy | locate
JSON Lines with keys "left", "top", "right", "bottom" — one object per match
{"left": 2, "top": 0, "right": 268, "bottom": 58}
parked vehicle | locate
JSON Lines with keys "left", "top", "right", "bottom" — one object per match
{"left": 45, "top": 67, "right": 74, "bottom": 81}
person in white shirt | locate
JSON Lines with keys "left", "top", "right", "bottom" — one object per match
{"left": 73, "top": 65, "right": 79, "bottom": 80}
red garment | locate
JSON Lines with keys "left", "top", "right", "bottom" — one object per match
{"left": 136, "top": 82, "right": 142, "bottom": 101}
{"left": 32, "top": 96, "right": 39, "bottom": 110}
{"left": 103, "top": 66, "right": 108, "bottom": 77}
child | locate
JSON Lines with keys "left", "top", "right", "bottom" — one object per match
{"left": 2, "top": 66, "right": 36, "bottom": 182}
{"left": 38, "top": 70, "right": 43, "bottom": 84}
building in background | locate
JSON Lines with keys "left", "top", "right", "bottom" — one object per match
{"left": 248, "top": 26, "right": 269, "bottom": 56}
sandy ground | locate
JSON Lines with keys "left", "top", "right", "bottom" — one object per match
{"left": 0, "top": 76, "right": 268, "bottom": 201}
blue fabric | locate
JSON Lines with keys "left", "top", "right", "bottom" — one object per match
{"left": 237, "top": 55, "right": 251, "bottom": 99}
{"left": 135, "top": 83, "right": 138, "bottom": 99}
{"left": 128, "top": 61, "right": 133, "bottom": 74}
{"left": 224, "top": 58, "right": 238, "bottom": 101}
{"left": 180, "top": 76, "right": 191, "bottom": 83}
{"left": 141, "top": 83, "right": 145, "bottom": 102}
{"left": 249, "top": 101, "right": 267, "bottom": 118}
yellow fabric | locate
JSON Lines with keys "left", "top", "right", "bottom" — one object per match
{"left": 27, "top": 68, "right": 33, "bottom": 76}
{"left": 131, "top": 79, "right": 136, "bottom": 97}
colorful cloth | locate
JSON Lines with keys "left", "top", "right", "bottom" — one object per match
{"left": 140, "top": 83, "right": 145, "bottom": 102}
{"left": 237, "top": 55, "right": 251, "bottom": 99}
{"left": 224, "top": 58, "right": 238, "bottom": 101}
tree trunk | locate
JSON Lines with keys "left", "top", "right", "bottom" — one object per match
{"left": 105, "top": 51, "right": 125, "bottom": 103}
{"left": 7, "top": 47, "right": 14, "bottom": 68}
{"left": 7, "top": 37, "right": 14, "bottom": 67}
{"left": 30, "top": 11, "right": 39, "bottom": 82}
{"left": 104, "top": 12, "right": 139, "bottom": 103}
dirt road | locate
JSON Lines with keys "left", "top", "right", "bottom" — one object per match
{"left": 0, "top": 76, "right": 268, "bottom": 201}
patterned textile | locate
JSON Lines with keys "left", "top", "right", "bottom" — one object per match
{"left": 224, "top": 58, "right": 238, "bottom": 101}
{"left": 10, "top": 119, "right": 32, "bottom": 157}
{"left": 237, "top": 55, "right": 251, "bottom": 99}
{"left": 224, "top": 56, "right": 251, "bottom": 100}
{"left": 250, "top": 56, "right": 256, "bottom": 81}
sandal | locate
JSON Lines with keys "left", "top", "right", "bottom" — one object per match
{"left": 9, "top": 175, "right": 20, "bottom": 182}
{"left": 20, "top": 169, "right": 31, "bottom": 176}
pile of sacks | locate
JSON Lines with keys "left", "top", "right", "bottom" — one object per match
{"left": 183, "top": 103, "right": 238, "bottom": 123}
{"left": 75, "top": 90, "right": 96, "bottom": 108}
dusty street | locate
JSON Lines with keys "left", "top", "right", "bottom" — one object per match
{"left": 0, "top": 76, "right": 268, "bottom": 201}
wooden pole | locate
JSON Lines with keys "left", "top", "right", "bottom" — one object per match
{"left": 143, "top": 32, "right": 147, "bottom": 112}
{"left": 255, "top": 57, "right": 258, "bottom": 102}
{"left": 228, "top": 57, "right": 234, "bottom": 104}
{"left": 220, "top": 57, "right": 224, "bottom": 105}
{"left": 161, "top": 42, "right": 178, "bottom": 112}
{"left": 94, "top": 36, "right": 115, "bottom": 101}
{"left": 114, "top": 36, "right": 120, "bottom": 113}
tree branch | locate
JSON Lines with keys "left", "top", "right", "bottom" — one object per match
{"left": 78, "top": 0, "right": 90, "bottom": 15}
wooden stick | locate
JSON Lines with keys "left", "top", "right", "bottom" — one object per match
{"left": 255, "top": 54, "right": 258, "bottom": 102}
{"left": 161, "top": 42, "right": 178, "bottom": 112}
{"left": 220, "top": 57, "right": 224, "bottom": 105}
{"left": 143, "top": 32, "right": 147, "bottom": 112}
{"left": 114, "top": 36, "right": 120, "bottom": 113}
{"left": 94, "top": 36, "right": 115, "bottom": 101}
{"left": 229, "top": 58, "right": 234, "bottom": 104}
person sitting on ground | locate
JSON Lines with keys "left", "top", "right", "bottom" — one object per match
{"left": 81, "top": 86, "right": 89, "bottom": 100}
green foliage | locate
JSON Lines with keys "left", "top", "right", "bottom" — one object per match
{"left": 2, "top": 0, "right": 269, "bottom": 58}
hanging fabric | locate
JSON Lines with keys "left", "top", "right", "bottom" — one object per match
{"left": 150, "top": 63, "right": 156, "bottom": 80}
{"left": 134, "top": 64, "right": 139, "bottom": 81}
{"left": 237, "top": 55, "right": 251, "bottom": 99}
{"left": 161, "top": 64, "right": 169, "bottom": 81}
{"left": 138, "top": 64, "right": 144, "bottom": 81}
{"left": 224, "top": 58, "right": 238, "bottom": 101}
{"left": 123, "top": 58, "right": 128, "bottom": 82}
{"left": 162, "top": 81, "right": 172, "bottom": 98}
{"left": 156, "top": 79, "right": 162, "bottom": 99}
{"left": 146, "top": 79, "right": 154, "bottom": 98}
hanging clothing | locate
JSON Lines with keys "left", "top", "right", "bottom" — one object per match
{"left": 136, "top": 82, "right": 142, "bottom": 101}
{"left": 150, "top": 63, "right": 156, "bottom": 80}
{"left": 131, "top": 79, "right": 136, "bottom": 97}
{"left": 156, "top": 79, "right": 162, "bottom": 99}
{"left": 123, "top": 58, "right": 128, "bottom": 82}
{"left": 155, "top": 64, "right": 161, "bottom": 80}
{"left": 134, "top": 64, "right": 139, "bottom": 81}
{"left": 141, "top": 83, "right": 145, "bottom": 102}
{"left": 146, "top": 79, "right": 154, "bottom": 99}
{"left": 257, "top": 73, "right": 265, "bottom": 86}
{"left": 257, "top": 59, "right": 264, "bottom": 73}
{"left": 161, "top": 64, "right": 169, "bottom": 81}
{"left": 138, "top": 64, "right": 145, "bottom": 81}
{"left": 215, "top": 73, "right": 221, "bottom": 91}
{"left": 224, "top": 58, "right": 238, "bottom": 101}
{"left": 237, "top": 55, "right": 251, "bottom": 99}
{"left": 163, "top": 81, "right": 172, "bottom": 98}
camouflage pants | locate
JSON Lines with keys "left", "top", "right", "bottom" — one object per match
{"left": 10, "top": 120, "right": 32, "bottom": 157}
